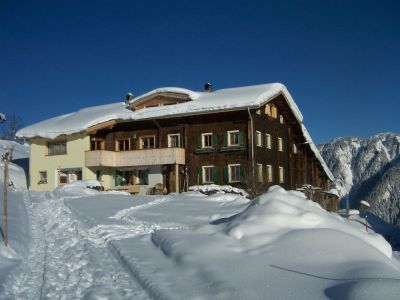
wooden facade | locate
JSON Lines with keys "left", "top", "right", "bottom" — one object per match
{"left": 85, "top": 91, "right": 336, "bottom": 210}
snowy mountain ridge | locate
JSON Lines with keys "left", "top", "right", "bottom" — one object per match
{"left": 319, "top": 132, "right": 400, "bottom": 225}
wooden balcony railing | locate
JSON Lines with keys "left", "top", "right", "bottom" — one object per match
{"left": 85, "top": 148, "right": 185, "bottom": 167}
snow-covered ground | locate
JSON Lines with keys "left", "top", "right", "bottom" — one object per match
{"left": 1, "top": 177, "right": 400, "bottom": 299}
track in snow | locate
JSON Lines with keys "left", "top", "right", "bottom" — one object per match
{"left": 1, "top": 191, "right": 150, "bottom": 300}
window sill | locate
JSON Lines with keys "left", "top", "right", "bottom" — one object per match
{"left": 221, "top": 145, "right": 246, "bottom": 152}
{"left": 46, "top": 153, "right": 67, "bottom": 156}
{"left": 195, "top": 147, "right": 217, "bottom": 154}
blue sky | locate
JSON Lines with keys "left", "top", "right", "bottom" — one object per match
{"left": 1, "top": 0, "right": 399, "bottom": 143}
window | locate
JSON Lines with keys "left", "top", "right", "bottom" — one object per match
{"left": 256, "top": 109, "right": 261, "bottom": 115}
{"left": 91, "top": 140, "right": 104, "bottom": 150}
{"left": 266, "top": 104, "right": 277, "bottom": 118}
{"left": 202, "top": 133, "right": 213, "bottom": 148}
{"left": 138, "top": 169, "right": 149, "bottom": 185}
{"left": 265, "top": 104, "right": 271, "bottom": 116}
{"left": 228, "top": 130, "right": 240, "bottom": 146}
{"left": 48, "top": 140, "right": 66, "bottom": 155}
{"left": 265, "top": 133, "right": 272, "bottom": 149}
{"left": 266, "top": 164, "right": 273, "bottom": 183}
{"left": 278, "top": 137, "right": 283, "bottom": 152}
{"left": 38, "top": 171, "right": 47, "bottom": 184}
{"left": 271, "top": 105, "right": 278, "bottom": 118}
{"left": 115, "top": 170, "right": 135, "bottom": 186}
{"left": 118, "top": 139, "right": 130, "bottom": 151}
{"left": 279, "top": 115, "right": 284, "bottom": 124}
{"left": 140, "top": 136, "right": 155, "bottom": 149}
{"left": 257, "top": 164, "right": 263, "bottom": 182}
{"left": 59, "top": 171, "right": 68, "bottom": 185}
{"left": 228, "top": 164, "right": 242, "bottom": 183}
{"left": 168, "top": 133, "right": 180, "bottom": 148}
{"left": 279, "top": 166, "right": 284, "bottom": 183}
{"left": 256, "top": 131, "right": 262, "bottom": 147}
{"left": 202, "top": 166, "right": 215, "bottom": 183}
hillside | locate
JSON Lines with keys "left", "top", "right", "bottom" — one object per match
{"left": 319, "top": 133, "right": 400, "bottom": 225}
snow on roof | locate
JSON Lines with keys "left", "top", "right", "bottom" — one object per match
{"left": 129, "top": 87, "right": 201, "bottom": 104}
{"left": 301, "top": 124, "right": 335, "bottom": 181}
{"left": 16, "top": 83, "right": 333, "bottom": 181}
{"left": 17, "top": 83, "right": 301, "bottom": 139}
{"left": 129, "top": 83, "right": 304, "bottom": 123}
{"left": 17, "top": 102, "right": 133, "bottom": 139}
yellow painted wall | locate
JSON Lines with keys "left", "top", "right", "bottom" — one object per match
{"left": 29, "top": 134, "right": 91, "bottom": 191}
{"left": 85, "top": 166, "right": 114, "bottom": 190}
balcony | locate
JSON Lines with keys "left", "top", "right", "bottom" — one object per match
{"left": 85, "top": 148, "right": 185, "bottom": 167}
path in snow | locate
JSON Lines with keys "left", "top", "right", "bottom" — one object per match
{"left": 1, "top": 191, "right": 150, "bottom": 300}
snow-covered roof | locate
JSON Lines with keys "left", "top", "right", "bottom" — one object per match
{"left": 301, "top": 124, "right": 334, "bottom": 181}
{"left": 17, "top": 103, "right": 133, "bottom": 139}
{"left": 130, "top": 87, "right": 200, "bottom": 104}
{"left": 17, "top": 83, "right": 302, "bottom": 139}
{"left": 16, "top": 83, "right": 333, "bottom": 181}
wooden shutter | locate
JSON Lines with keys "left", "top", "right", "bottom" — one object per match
{"left": 240, "top": 165, "right": 245, "bottom": 179}
{"left": 223, "top": 132, "right": 228, "bottom": 147}
{"left": 212, "top": 133, "right": 217, "bottom": 148}
{"left": 223, "top": 166, "right": 229, "bottom": 183}
{"left": 197, "top": 167, "right": 203, "bottom": 184}
{"left": 197, "top": 135, "right": 202, "bottom": 148}
{"left": 239, "top": 131, "right": 244, "bottom": 145}
{"left": 211, "top": 166, "right": 217, "bottom": 183}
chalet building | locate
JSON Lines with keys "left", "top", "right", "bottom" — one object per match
{"left": 17, "top": 83, "right": 337, "bottom": 209}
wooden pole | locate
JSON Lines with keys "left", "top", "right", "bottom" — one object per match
{"left": 3, "top": 157, "right": 8, "bottom": 247}
{"left": 175, "top": 164, "right": 179, "bottom": 193}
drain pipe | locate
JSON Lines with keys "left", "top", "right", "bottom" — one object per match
{"left": 247, "top": 107, "right": 255, "bottom": 182}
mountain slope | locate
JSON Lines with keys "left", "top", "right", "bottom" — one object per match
{"left": 319, "top": 133, "right": 400, "bottom": 225}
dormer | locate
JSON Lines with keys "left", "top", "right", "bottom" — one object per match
{"left": 127, "top": 87, "right": 198, "bottom": 111}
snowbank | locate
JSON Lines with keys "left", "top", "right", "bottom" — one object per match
{"left": 149, "top": 186, "right": 399, "bottom": 299}
{"left": 189, "top": 184, "right": 249, "bottom": 197}
{"left": 53, "top": 180, "right": 102, "bottom": 197}
{"left": 226, "top": 186, "right": 391, "bottom": 257}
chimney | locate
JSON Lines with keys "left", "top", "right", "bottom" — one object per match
{"left": 204, "top": 82, "right": 212, "bottom": 92}
{"left": 125, "top": 92, "right": 134, "bottom": 106}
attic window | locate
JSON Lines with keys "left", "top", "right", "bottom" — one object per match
{"left": 265, "top": 104, "right": 278, "bottom": 118}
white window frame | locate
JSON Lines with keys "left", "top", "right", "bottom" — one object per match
{"left": 117, "top": 138, "right": 130, "bottom": 151}
{"left": 227, "top": 130, "right": 240, "bottom": 146}
{"left": 279, "top": 166, "right": 284, "bottom": 183}
{"left": 140, "top": 135, "right": 155, "bottom": 149}
{"left": 202, "top": 165, "right": 214, "bottom": 183}
{"left": 265, "top": 104, "right": 271, "bottom": 116}
{"left": 266, "top": 164, "right": 273, "bottom": 183}
{"left": 293, "top": 144, "right": 298, "bottom": 154}
{"left": 228, "top": 164, "right": 241, "bottom": 183}
{"left": 201, "top": 133, "right": 213, "bottom": 148}
{"left": 39, "top": 171, "right": 48, "bottom": 184}
{"left": 257, "top": 164, "right": 263, "bottom": 182}
{"left": 265, "top": 133, "right": 271, "bottom": 149}
{"left": 271, "top": 105, "right": 278, "bottom": 118}
{"left": 168, "top": 133, "right": 180, "bottom": 148}
{"left": 256, "top": 131, "right": 262, "bottom": 147}
{"left": 278, "top": 137, "right": 283, "bottom": 152}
